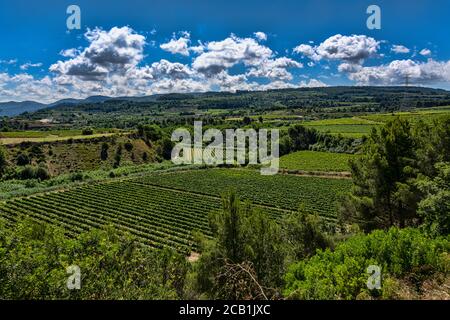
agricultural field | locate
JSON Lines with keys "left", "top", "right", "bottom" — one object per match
{"left": 0, "top": 130, "right": 121, "bottom": 145}
{"left": 136, "top": 168, "right": 351, "bottom": 218}
{"left": 0, "top": 167, "right": 347, "bottom": 253}
{"left": 0, "top": 178, "right": 292, "bottom": 253}
{"left": 279, "top": 150, "right": 356, "bottom": 172}
{"left": 299, "top": 108, "right": 450, "bottom": 137}
{"left": 361, "top": 108, "right": 450, "bottom": 124}
{"left": 302, "top": 117, "right": 382, "bottom": 138}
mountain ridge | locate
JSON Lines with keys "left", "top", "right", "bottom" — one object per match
{"left": 2, "top": 86, "right": 450, "bottom": 117}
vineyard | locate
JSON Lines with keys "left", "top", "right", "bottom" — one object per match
{"left": 136, "top": 168, "right": 351, "bottom": 218}
{"left": 279, "top": 151, "right": 355, "bottom": 172}
{"left": 0, "top": 168, "right": 349, "bottom": 253}
{"left": 0, "top": 177, "right": 292, "bottom": 253}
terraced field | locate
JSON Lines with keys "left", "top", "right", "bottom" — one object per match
{"left": 136, "top": 168, "right": 351, "bottom": 218}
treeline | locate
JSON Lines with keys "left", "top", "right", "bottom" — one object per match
{"left": 279, "top": 124, "right": 362, "bottom": 155}
{"left": 12, "top": 86, "right": 450, "bottom": 126}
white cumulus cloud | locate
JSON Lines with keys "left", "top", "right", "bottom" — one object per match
{"left": 160, "top": 32, "right": 191, "bottom": 56}
{"left": 192, "top": 34, "right": 273, "bottom": 76}
{"left": 299, "top": 79, "right": 328, "bottom": 88}
{"left": 420, "top": 48, "right": 432, "bottom": 56}
{"left": 20, "top": 62, "right": 43, "bottom": 70}
{"left": 50, "top": 26, "right": 146, "bottom": 80}
{"left": 391, "top": 45, "right": 410, "bottom": 54}
{"left": 246, "top": 57, "right": 303, "bottom": 81}
{"left": 344, "top": 59, "right": 450, "bottom": 85}
{"left": 294, "top": 34, "right": 380, "bottom": 65}
{"left": 254, "top": 31, "right": 267, "bottom": 41}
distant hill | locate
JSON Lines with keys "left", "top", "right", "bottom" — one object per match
{"left": 3, "top": 86, "right": 450, "bottom": 118}
{"left": 0, "top": 101, "right": 47, "bottom": 117}
{"left": 0, "top": 96, "right": 116, "bottom": 117}
{"left": 0, "top": 95, "right": 163, "bottom": 117}
{"left": 48, "top": 95, "right": 113, "bottom": 107}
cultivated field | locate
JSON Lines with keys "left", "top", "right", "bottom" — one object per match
{"left": 0, "top": 132, "right": 120, "bottom": 145}
{"left": 279, "top": 150, "right": 355, "bottom": 172}
{"left": 136, "top": 168, "right": 350, "bottom": 218}
{"left": 0, "top": 168, "right": 347, "bottom": 252}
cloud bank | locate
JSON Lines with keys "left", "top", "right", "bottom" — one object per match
{"left": 1, "top": 28, "right": 450, "bottom": 103}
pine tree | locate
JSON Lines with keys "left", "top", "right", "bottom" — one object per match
{"left": 340, "top": 118, "right": 419, "bottom": 231}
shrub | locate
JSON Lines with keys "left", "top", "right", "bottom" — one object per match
{"left": 19, "top": 165, "right": 36, "bottom": 180}
{"left": 124, "top": 140, "right": 134, "bottom": 152}
{"left": 16, "top": 153, "right": 30, "bottom": 166}
{"left": 113, "top": 144, "right": 122, "bottom": 168}
{"left": 0, "top": 219, "right": 189, "bottom": 299}
{"left": 284, "top": 227, "right": 449, "bottom": 300}
{"left": 70, "top": 172, "right": 84, "bottom": 182}
{"left": 157, "top": 137, "right": 174, "bottom": 160}
{"left": 35, "top": 166, "right": 50, "bottom": 181}
{"left": 18, "top": 165, "right": 50, "bottom": 181}
{"left": 100, "top": 142, "right": 109, "bottom": 161}
{"left": 82, "top": 128, "right": 94, "bottom": 135}
{"left": 0, "top": 146, "right": 7, "bottom": 176}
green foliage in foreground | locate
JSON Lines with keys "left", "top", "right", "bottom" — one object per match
{"left": 280, "top": 150, "right": 355, "bottom": 172}
{"left": 195, "top": 192, "right": 286, "bottom": 299}
{"left": 194, "top": 192, "right": 332, "bottom": 300}
{"left": 284, "top": 227, "right": 449, "bottom": 300}
{"left": 416, "top": 163, "right": 450, "bottom": 237}
{"left": 340, "top": 117, "right": 450, "bottom": 233}
{"left": 0, "top": 218, "right": 189, "bottom": 299}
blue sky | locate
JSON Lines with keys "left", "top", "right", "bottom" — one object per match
{"left": 1, "top": 0, "right": 450, "bottom": 103}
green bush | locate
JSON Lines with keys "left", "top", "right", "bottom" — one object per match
{"left": 100, "top": 142, "right": 109, "bottom": 161}
{"left": 0, "top": 146, "right": 7, "bottom": 177}
{"left": 70, "top": 172, "right": 84, "bottom": 182}
{"left": 0, "top": 218, "right": 189, "bottom": 299}
{"left": 124, "top": 140, "right": 134, "bottom": 152}
{"left": 16, "top": 153, "right": 30, "bottom": 166}
{"left": 18, "top": 165, "right": 50, "bottom": 181}
{"left": 82, "top": 128, "right": 94, "bottom": 135}
{"left": 284, "top": 227, "right": 449, "bottom": 300}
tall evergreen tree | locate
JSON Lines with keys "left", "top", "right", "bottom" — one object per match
{"left": 340, "top": 118, "right": 420, "bottom": 231}
{"left": 196, "top": 191, "right": 285, "bottom": 299}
